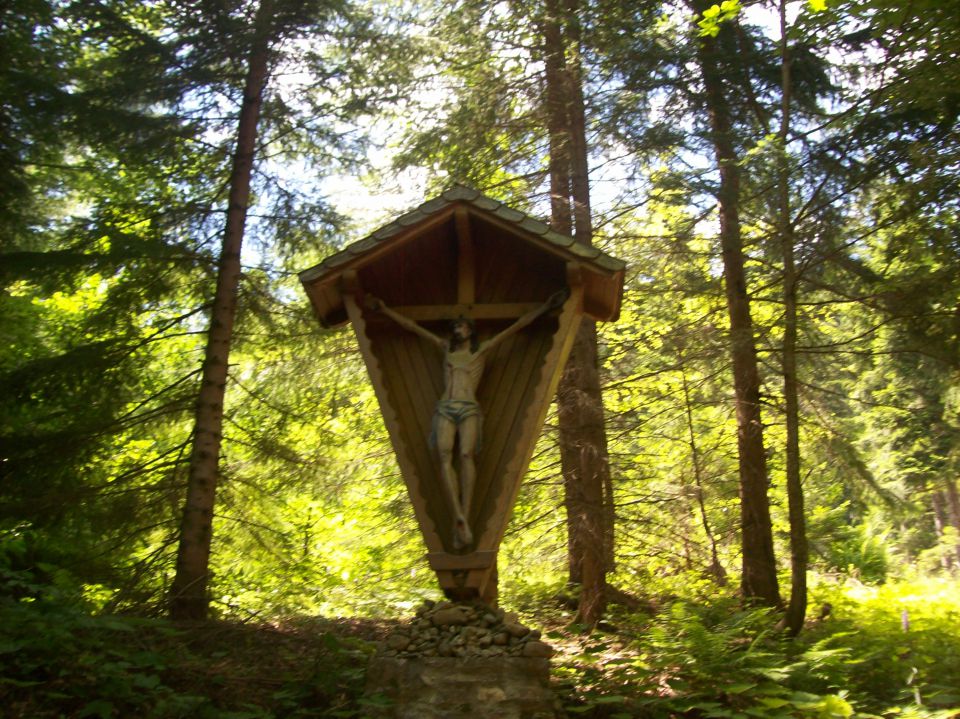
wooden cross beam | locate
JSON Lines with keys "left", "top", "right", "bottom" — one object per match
{"left": 383, "top": 303, "right": 541, "bottom": 321}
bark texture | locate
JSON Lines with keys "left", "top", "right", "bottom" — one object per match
{"left": 169, "top": 16, "right": 271, "bottom": 620}
{"left": 945, "top": 478, "right": 960, "bottom": 566}
{"left": 542, "top": 0, "right": 611, "bottom": 626}
{"left": 691, "top": 0, "right": 781, "bottom": 607}
{"left": 777, "top": 1, "right": 808, "bottom": 635}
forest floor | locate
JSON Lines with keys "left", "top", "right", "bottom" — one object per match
{"left": 143, "top": 616, "right": 398, "bottom": 713}
{"left": 2, "top": 576, "right": 960, "bottom": 718}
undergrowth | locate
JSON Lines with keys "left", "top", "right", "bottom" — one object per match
{"left": 0, "top": 558, "right": 382, "bottom": 718}
{"left": 550, "top": 577, "right": 960, "bottom": 719}
{"left": 3, "top": 543, "right": 958, "bottom": 719}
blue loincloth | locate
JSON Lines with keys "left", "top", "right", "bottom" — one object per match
{"left": 430, "top": 399, "right": 483, "bottom": 452}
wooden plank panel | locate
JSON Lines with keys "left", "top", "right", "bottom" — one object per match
{"left": 393, "top": 303, "right": 541, "bottom": 321}
{"left": 456, "top": 208, "right": 475, "bottom": 305}
{"left": 415, "top": 223, "right": 458, "bottom": 305}
{"left": 484, "top": 290, "right": 584, "bottom": 550}
{"left": 473, "top": 222, "right": 566, "bottom": 303}
{"left": 473, "top": 326, "right": 552, "bottom": 542}
{"left": 458, "top": 324, "right": 521, "bottom": 534}
{"left": 472, "top": 328, "right": 544, "bottom": 540}
{"left": 483, "top": 250, "right": 522, "bottom": 304}
{"left": 391, "top": 335, "right": 435, "bottom": 471}
{"left": 373, "top": 331, "right": 447, "bottom": 548}
{"left": 467, "top": 335, "right": 515, "bottom": 535}
{"left": 343, "top": 295, "right": 443, "bottom": 553}
{"left": 345, "top": 209, "right": 455, "bottom": 287}
{"left": 404, "top": 332, "right": 444, "bottom": 411}
{"left": 427, "top": 550, "right": 496, "bottom": 571}
{"left": 399, "top": 335, "right": 448, "bottom": 541}
{"left": 473, "top": 332, "right": 523, "bottom": 473}
{"left": 358, "top": 217, "right": 458, "bottom": 309}
{"left": 493, "top": 328, "right": 552, "bottom": 481}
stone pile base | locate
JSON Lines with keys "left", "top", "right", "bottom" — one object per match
{"left": 365, "top": 656, "right": 556, "bottom": 719}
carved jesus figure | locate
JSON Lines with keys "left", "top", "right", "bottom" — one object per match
{"left": 366, "top": 290, "right": 567, "bottom": 549}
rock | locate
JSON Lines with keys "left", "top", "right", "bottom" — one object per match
{"left": 373, "top": 599, "right": 554, "bottom": 665}
{"left": 521, "top": 641, "right": 554, "bottom": 659}
{"left": 415, "top": 600, "right": 435, "bottom": 617}
{"left": 505, "top": 622, "right": 529, "bottom": 638}
{"left": 432, "top": 606, "right": 469, "bottom": 626}
{"left": 365, "top": 656, "right": 556, "bottom": 718}
{"left": 387, "top": 633, "right": 412, "bottom": 652}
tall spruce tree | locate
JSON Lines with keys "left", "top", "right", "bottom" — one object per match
{"left": 1, "top": 0, "right": 221, "bottom": 599}
{"left": 541, "top": 0, "right": 610, "bottom": 626}
{"left": 689, "top": 0, "right": 780, "bottom": 605}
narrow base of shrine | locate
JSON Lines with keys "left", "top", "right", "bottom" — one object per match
{"left": 364, "top": 656, "right": 556, "bottom": 719}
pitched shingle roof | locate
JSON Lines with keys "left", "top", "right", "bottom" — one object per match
{"left": 298, "top": 184, "right": 624, "bottom": 285}
{"left": 299, "top": 184, "right": 625, "bottom": 327}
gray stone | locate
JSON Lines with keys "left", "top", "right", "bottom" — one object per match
{"left": 432, "top": 606, "right": 469, "bottom": 626}
{"left": 365, "top": 656, "right": 555, "bottom": 719}
{"left": 386, "top": 634, "right": 411, "bottom": 652}
{"left": 520, "top": 641, "right": 554, "bottom": 659}
{"left": 505, "top": 622, "right": 530, "bottom": 638}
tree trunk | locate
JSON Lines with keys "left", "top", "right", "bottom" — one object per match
{"left": 931, "top": 490, "right": 954, "bottom": 570}
{"left": 541, "top": 0, "right": 578, "bottom": 584}
{"left": 944, "top": 478, "right": 960, "bottom": 566}
{"left": 542, "top": 0, "right": 572, "bottom": 238}
{"left": 541, "top": 0, "right": 610, "bottom": 626}
{"left": 557, "top": 324, "right": 610, "bottom": 625}
{"left": 169, "top": 17, "right": 271, "bottom": 621}
{"left": 777, "top": 0, "right": 808, "bottom": 635}
{"left": 681, "top": 365, "right": 727, "bottom": 584}
{"left": 691, "top": 0, "right": 781, "bottom": 606}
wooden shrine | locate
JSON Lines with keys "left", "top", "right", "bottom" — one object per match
{"left": 299, "top": 185, "right": 625, "bottom": 603}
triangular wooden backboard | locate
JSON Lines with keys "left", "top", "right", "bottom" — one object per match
{"left": 299, "top": 187, "right": 624, "bottom": 601}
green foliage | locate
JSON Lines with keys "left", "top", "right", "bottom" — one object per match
{"left": 804, "top": 578, "right": 960, "bottom": 713}
{"left": 2, "top": 7, "right": 960, "bottom": 719}
{"left": 4, "top": 551, "right": 958, "bottom": 718}
{"left": 697, "top": 0, "right": 742, "bottom": 38}
{"left": 0, "top": 546, "right": 377, "bottom": 718}
{"left": 553, "top": 578, "right": 960, "bottom": 719}
{"left": 808, "top": 505, "right": 890, "bottom": 583}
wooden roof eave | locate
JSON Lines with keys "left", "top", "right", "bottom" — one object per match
{"left": 300, "top": 207, "right": 459, "bottom": 328}
{"left": 299, "top": 197, "right": 626, "bottom": 327}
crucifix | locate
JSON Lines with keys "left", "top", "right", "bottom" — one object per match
{"left": 365, "top": 289, "right": 567, "bottom": 549}
{"left": 299, "top": 187, "right": 624, "bottom": 602}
